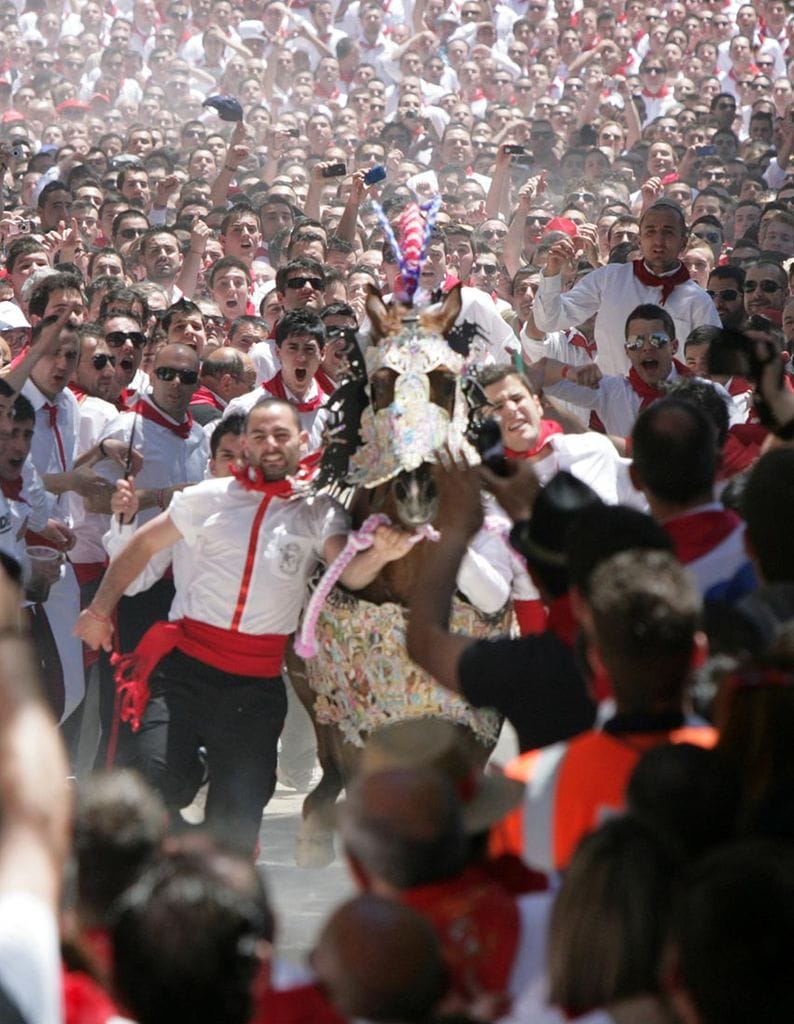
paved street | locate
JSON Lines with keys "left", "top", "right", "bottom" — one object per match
{"left": 257, "top": 782, "right": 354, "bottom": 965}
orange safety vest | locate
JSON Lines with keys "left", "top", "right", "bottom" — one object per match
{"left": 490, "top": 725, "right": 717, "bottom": 873}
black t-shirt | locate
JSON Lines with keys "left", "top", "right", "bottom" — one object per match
{"left": 458, "top": 631, "right": 596, "bottom": 752}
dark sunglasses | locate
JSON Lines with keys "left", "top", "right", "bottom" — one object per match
{"left": 91, "top": 353, "right": 117, "bottom": 370}
{"left": 118, "top": 226, "right": 147, "bottom": 239}
{"left": 106, "top": 330, "right": 146, "bottom": 348}
{"left": 155, "top": 366, "right": 199, "bottom": 384}
{"left": 707, "top": 288, "right": 741, "bottom": 301}
{"left": 473, "top": 262, "right": 498, "bottom": 274}
{"left": 286, "top": 276, "right": 324, "bottom": 289}
{"left": 204, "top": 315, "right": 226, "bottom": 329}
{"left": 744, "top": 279, "right": 783, "bottom": 294}
{"left": 479, "top": 229, "right": 507, "bottom": 240}
{"left": 694, "top": 230, "right": 721, "bottom": 243}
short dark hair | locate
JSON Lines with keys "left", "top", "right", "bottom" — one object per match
{"left": 10, "top": 393, "right": 35, "bottom": 424}
{"left": 207, "top": 256, "right": 251, "bottom": 288}
{"left": 210, "top": 412, "right": 245, "bottom": 459}
{"left": 742, "top": 449, "right": 794, "bottom": 582}
{"left": 161, "top": 297, "right": 202, "bottom": 333}
{"left": 640, "top": 199, "right": 687, "bottom": 237}
{"left": 275, "top": 258, "right": 326, "bottom": 294}
{"left": 27, "top": 271, "right": 84, "bottom": 319}
{"left": 631, "top": 398, "right": 718, "bottom": 504}
{"left": 37, "top": 179, "right": 71, "bottom": 208}
{"left": 274, "top": 308, "right": 325, "bottom": 348}
{"left": 664, "top": 377, "right": 730, "bottom": 449}
{"left": 624, "top": 303, "right": 675, "bottom": 341}
{"left": 709, "top": 264, "right": 745, "bottom": 288}
{"left": 476, "top": 363, "right": 538, "bottom": 397}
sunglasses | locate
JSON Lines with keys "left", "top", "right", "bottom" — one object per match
{"left": 155, "top": 366, "right": 199, "bottom": 385}
{"left": 286, "top": 276, "right": 323, "bottom": 289}
{"left": 204, "top": 315, "right": 226, "bottom": 329}
{"left": 91, "top": 353, "right": 117, "bottom": 370}
{"left": 643, "top": 67, "right": 665, "bottom": 74}
{"left": 473, "top": 262, "right": 498, "bottom": 274}
{"left": 480, "top": 229, "right": 506, "bottom": 240}
{"left": 744, "top": 279, "right": 783, "bottom": 294}
{"left": 118, "top": 226, "right": 147, "bottom": 240}
{"left": 568, "top": 192, "right": 595, "bottom": 203}
{"left": 694, "top": 230, "right": 721, "bottom": 243}
{"left": 106, "top": 330, "right": 146, "bottom": 348}
{"left": 707, "top": 288, "right": 740, "bottom": 301}
{"left": 625, "top": 332, "right": 670, "bottom": 350}
{"left": 526, "top": 215, "right": 551, "bottom": 225}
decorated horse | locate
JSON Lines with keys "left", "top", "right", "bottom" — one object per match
{"left": 286, "top": 200, "right": 513, "bottom": 867}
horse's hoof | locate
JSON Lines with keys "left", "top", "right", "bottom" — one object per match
{"left": 295, "top": 831, "right": 336, "bottom": 869}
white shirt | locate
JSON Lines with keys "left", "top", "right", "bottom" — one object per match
{"left": 21, "top": 382, "right": 80, "bottom": 517}
{"left": 533, "top": 264, "right": 721, "bottom": 377}
{"left": 66, "top": 395, "right": 121, "bottom": 566}
{"left": 167, "top": 477, "right": 349, "bottom": 634}
{"left": 0, "top": 893, "right": 61, "bottom": 1024}
{"left": 225, "top": 381, "right": 329, "bottom": 454}
{"left": 520, "top": 328, "right": 596, "bottom": 426}
{"left": 98, "top": 396, "right": 209, "bottom": 525}
{"left": 249, "top": 340, "right": 279, "bottom": 386}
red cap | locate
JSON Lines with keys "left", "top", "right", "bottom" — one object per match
{"left": 56, "top": 99, "right": 90, "bottom": 113}
{"left": 661, "top": 172, "right": 680, "bottom": 184}
{"left": 1, "top": 110, "right": 23, "bottom": 123}
{"left": 545, "top": 217, "right": 579, "bottom": 237}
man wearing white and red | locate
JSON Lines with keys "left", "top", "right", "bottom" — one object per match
{"left": 225, "top": 309, "right": 332, "bottom": 454}
{"left": 76, "top": 398, "right": 416, "bottom": 853}
{"left": 537, "top": 304, "right": 705, "bottom": 450}
{"left": 630, "top": 397, "right": 755, "bottom": 603}
{"left": 533, "top": 201, "right": 720, "bottom": 376}
{"left": 93, "top": 343, "right": 208, "bottom": 766}
{"left": 478, "top": 364, "right": 628, "bottom": 634}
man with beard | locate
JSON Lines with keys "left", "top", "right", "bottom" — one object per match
{"left": 77, "top": 398, "right": 413, "bottom": 853}
{"left": 707, "top": 266, "right": 746, "bottom": 329}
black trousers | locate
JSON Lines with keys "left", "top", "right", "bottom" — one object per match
{"left": 136, "top": 648, "right": 288, "bottom": 855}
{"left": 95, "top": 579, "right": 176, "bottom": 770}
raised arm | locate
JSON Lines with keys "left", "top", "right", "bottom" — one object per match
{"left": 75, "top": 511, "right": 184, "bottom": 651}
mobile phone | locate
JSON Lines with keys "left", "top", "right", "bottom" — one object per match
{"left": 696, "top": 144, "right": 716, "bottom": 156}
{"left": 504, "top": 144, "right": 526, "bottom": 155}
{"left": 363, "top": 164, "right": 387, "bottom": 186}
{"left": 322, "top": 162, "right": 347, "bottom": 178}
{"left": 476, "top": 417, "right": 509, "bottom": 476}
{"left": 286, "top": 128, "right": 300, "bottom": 138}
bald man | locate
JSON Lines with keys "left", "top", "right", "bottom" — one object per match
{"left": 189, "top": 347, "right": 256, "bottom": 425}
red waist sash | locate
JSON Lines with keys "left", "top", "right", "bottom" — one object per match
{"left": 111, "top": 617, "right": 288, "bottom": 731}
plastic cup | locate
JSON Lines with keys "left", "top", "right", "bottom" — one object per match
{"left": 24, "top": 546, "right": 62, "bottom": 603}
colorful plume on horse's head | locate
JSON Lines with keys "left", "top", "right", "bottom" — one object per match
{"left": 373, "top": 196, "right": 442, "bottom": 305}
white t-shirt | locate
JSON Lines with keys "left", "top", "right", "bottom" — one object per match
{"left": 0, "top": 892, "right": 61, "bottom": 1024}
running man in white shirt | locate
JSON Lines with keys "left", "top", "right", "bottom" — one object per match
{"left": 76, "top": 398, "right": 415, "bottom": 853}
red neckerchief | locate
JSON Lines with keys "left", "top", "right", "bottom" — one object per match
{"left": 190, "top": 385, "right": 224, "bottom": 410}
{"left": 546, "top": 592, "right": 578, "bottom": 648}
{"left": 505, "top": 419, "right": 564, "bottom": 460}
{"left": 718, "top": 424, "right": 766, "bottom": 480}
{"left": 567, "top": 329, "right": 597, "bottom": 360}
{"left": 0, "top": 476, "right": 25, "bottom": 503}
{"left": 627, "top": 358, "right": 692, "bottom": 410}
{"left": 229, "top": 460, "right": 296, "bottom": 496}
{"left": 663, "top": 507, "right": 742, "bottom": 565}
{"left": 263, "top": 371, "right": 324, "bottom": 412}
{"left": 315, "top": 368, "right": 337, "bottom": 396}
{"left": 130, "top": 397, "right": 193, "bottom": 439}
{"left": 114, "top": 388, "right": 133, "bottom": 412}
{"left": 632, "top": 258, "right": 690, "bottom": 304}
{"left": 68, "top": 382, "right": 88, "bottom": 402}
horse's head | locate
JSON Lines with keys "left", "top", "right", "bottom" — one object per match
{"left": 348, "top": 284, "right": 480, "bottom": 527}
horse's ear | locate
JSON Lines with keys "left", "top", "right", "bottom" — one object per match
{"left": 435, "top": 282, "right": 463, "bottom": 338}
{"left": 365, "top": 284, "right": 391, "bottom": 341}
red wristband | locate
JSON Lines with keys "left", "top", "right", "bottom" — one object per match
{"left": 84, "top": 607, "right": 110, "bottom": 624}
